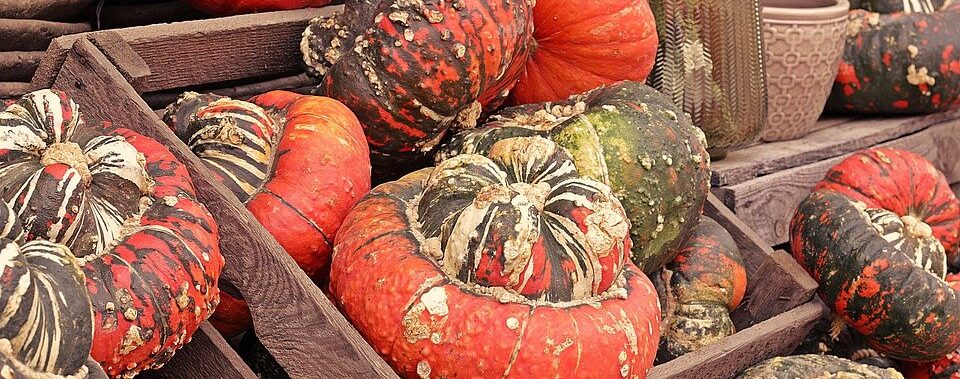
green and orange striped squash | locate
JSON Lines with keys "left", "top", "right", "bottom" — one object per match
{"left": 439, "top": 81, "right": 711, "bottom": 273}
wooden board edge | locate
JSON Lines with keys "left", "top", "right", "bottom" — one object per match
{"left": 139, "top": 323, "right": 258, "bottom": 379}
{"left": 50, "top": 36, "right": 397, "bottom": 379}
{"left": 648, "top": 300, "right": 826, "bottom": 379}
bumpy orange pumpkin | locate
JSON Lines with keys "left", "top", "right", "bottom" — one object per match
{"left": 332, "top": 136, "right": 661, "bottom": 378}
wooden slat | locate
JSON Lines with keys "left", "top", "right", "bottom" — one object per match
{"left": 717, "top": 116, "right": 960, "bottom": 245}
{"left": 0, "top": 0, "right": 93, "bottom": 21}
{"left": 139, "top": 323, "right": 257, "bottom": 379}
{"left": 649, "top": 301, "right": 825, "bottom": 379}
{"left": 703, "top": 194, "right": 818, "bottom": 329}
{"left": 0, "top": 51, "right": 44, "bottom": 81}
{"left": 0, "top": 82, "right": 29, "bottom": 98}
{"left": 711, "top": 111, "right": 960, "bottom": 186}
{"left": 51, "top": 36, "right": 397, "bottom": 379}
{"left": 142, "top": 73, "right": 319, "bottom": 109}
{"left": 0, "top": 18, "right": 90, "bottom": 51}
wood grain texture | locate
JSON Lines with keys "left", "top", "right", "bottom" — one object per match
{"left": 712, "top": 112, "right": 960, "bottom": 186}
{"left": 87, "top": 32, "right": 151, "bottom": 88}
{"left": 0, "top": 51, "right": 43, "bottom": 81}
{"left": 718, "top": 116, "right": 960, "bottom": 245}
{"left": 142, "top": 73, "right": 318, "bottom": 109}
{"left": 50, "top": 37, "right": 397, "bottom": 379}
{"left": 0, "top": 18, "right": 90, "bottom": 51}
{"left": 0, "top": 0, "right": 93, "bottom": 21}
{"left": 650, "top": 300, "right": 825, "bottom": 379}
{"left": 704, "top": 194, "right": 818, "bottom": 329}
{"left": 0, "top": 82, "right": 29, "bottom": 98}
{"left": 139, "top": 323, "right": 256, "bottom": 379}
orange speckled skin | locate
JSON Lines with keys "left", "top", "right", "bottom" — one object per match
{"left": 510, "top": 0, "right": 659, "bottom": 105}
{"left": 184, "top": 0, "right": 332, "bottom": 15}
{"left": 815, "top": 148, "right": 960, "bottom": 267}
{"left": 164, "top": 91, "right": 370, "bottom": 336}
{"left": 791, "top": 190, "right": 960, "bottom": 361}
{"left": 331, "top": 168, "right": 662, "bottom": 378}
{"left": 668, "top": 217, "right": 747, "bottom": 311}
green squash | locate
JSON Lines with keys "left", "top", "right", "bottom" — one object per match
{"left": 438, "top": 81, "right": 710, "bottom": 273}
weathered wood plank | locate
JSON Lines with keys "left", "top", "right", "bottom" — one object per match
{"left": 703, "top": 194, "right": 818, "bottom": 329}
{"left": 0, "top": 0, "right": 93, "bottom": 21}
{"left": 0, "top": 18, "right": 90, "bottom": 51}
{"left": 649, "top": 301, "right": 826, "bottom": 379}
{"left": 51, "top": 36, "right": 397, "bottom": 379}
{"left": 0, "top": 82, "right": 29, "bottom": 98}
{"left": 718, "top": 116, "right": 960, "bottom": 245}
{"left": 711, "top": 111, "right": 960, "bottom": 186}
{"left": 139, "top": 323, "right": 257, "bottom": 379}
{"left": 0, "top": 51, "right": 43, "bottom": 81}
{"left": 142, "top": 73, "right": 319, "bottom": 109}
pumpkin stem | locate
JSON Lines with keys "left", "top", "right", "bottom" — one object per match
{"left": 829, "top": 313, "right": 847, "bottom": 340}
{"left": 40, "top": 142, "right": 91, "bottom": 186}
{"left": 900, "top": 215, "right": 933, "bottom": 239}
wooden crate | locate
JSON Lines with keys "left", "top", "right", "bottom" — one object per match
{"left": 712, "top": 113, "right": 960, "bottom": 246}
{"left": 23, "top": 8, "right": 824, "bottom": 378}
{"left": 649, "top": 194, "right": 824, "bottom": 379}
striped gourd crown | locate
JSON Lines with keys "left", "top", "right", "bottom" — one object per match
{"left": 416, "top": 136, "right": 631, "bottom": 302}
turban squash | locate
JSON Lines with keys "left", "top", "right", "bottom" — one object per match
{"left": 0, "top": 201, "right": 96, "bottom": 378}
{"left": 183, "top": 0, "right": 332, "bottom": 15}
{"left": 439, "top": 81, "right": 710, "bottom": 274}
{"left": 0, "top": 90, "right": 223, "bottom": 377}
{"left": 738, "top": 355, "right": 905, "bottom": 379}
{"left": 507, "top": 0, "right": 659, "bottom": 105}
{"left": 163, "top": 90, "right": 370, "bottom": 336}
{"left": 331, "top": 136, "right": 661, "bottom": 378}
{"left": 301, "top": 0, "right": 534, "bottom": 175}
{"left": 656, "top": 216, "right": 746, "bottom": 361}
{"left": 791, "top": 149, "right": 960, "bottom": 361}
{"left": 828, "top": 3, "right": 960, "bottom": 113}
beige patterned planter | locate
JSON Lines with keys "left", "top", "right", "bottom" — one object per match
{"left": 761, "top": 0, "right": 849, "bottom": 142}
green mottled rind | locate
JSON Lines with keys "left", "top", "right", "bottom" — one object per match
{"left": 738, "top": 355, "right": 904, "bottom": 379}
{"left": 438, "top": 81, "right": 711, "bottom": 274}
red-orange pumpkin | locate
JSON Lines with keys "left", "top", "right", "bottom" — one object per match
{"left": 0, "top": 90, "right": 223, "bottom": 377}
{"left": 183, "top": 0, "right": 332, "bottom": 15}
{"left": 300, "top": 0, "right": 535, "bottom": 175}
{"left": 508, "top": 0, "right": 659, "bottom": 105}
{"left": 331, "top": 136, "right": 660, "bottom": 377}
{"left": 163, "top": 90, "right": 370, "bottom": 336}
{"left": 815, "top": 148, "right": 960, "bottom": 267}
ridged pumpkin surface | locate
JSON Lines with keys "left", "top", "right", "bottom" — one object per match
{"left": 509, "top": 0, "right": 658, "bottom": 104}
{"left": 439, "top": 81, "right": 710, "bottom": 273}
{"left": 331, "top": 137, "right": 660, "bottom": 378}
{"left": 301, "top": 0, "right": 534, "bottom": 174}
{"left": 738, "top": 355, "right": 905, "bottom": 379}
{"left": 815, "top": 148, "right": 960, "bottom": 267}
{"left": 828, "top": 5, "right": 960, "bottom": 113}
{"left": 0, "top": 90, "right": 223, "bottom": 378}
{"left": 0, "top": 201, "right": 94, "bottom": 377}
{"left": 164, "top": 90, "right": 370, "bottom": 336}
{"left": 657, "top": 216, "right": 746, "bottom": 361}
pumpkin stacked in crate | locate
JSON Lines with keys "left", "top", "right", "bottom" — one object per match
{"left": 331, "top": 136, "right": 661, "bottom": 377}
{"left": 507, "top": 0, "right": 659, "bottom": 104}
{"left": 738, "top": 355, "right": 905, "bottom": 378}
{"left": 301, "top": 0, "right": 535, "bottom": 176}
{"left": 791, "top": 148, "right": 960, "bottom": 361}
{"left": 655, "top": 216, "right": 747, "bottom": 361}
{"left": 0, "top": 90, "right": 223, "bottom": 377}
{"left": 0, "top": 202, "right": 102, "bottom": 378}
{"left": 439, "top": 81, "right": 711, "bottom": 274}
{"left": 163, "top": 90, "right": 371, "bottom": 336}
{"left": 828, "top": 1, "right": 960, "bottom": 113}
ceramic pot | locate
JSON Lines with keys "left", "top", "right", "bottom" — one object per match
{"left": 760, "top": 0, "right": 850, "bottom": 142}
